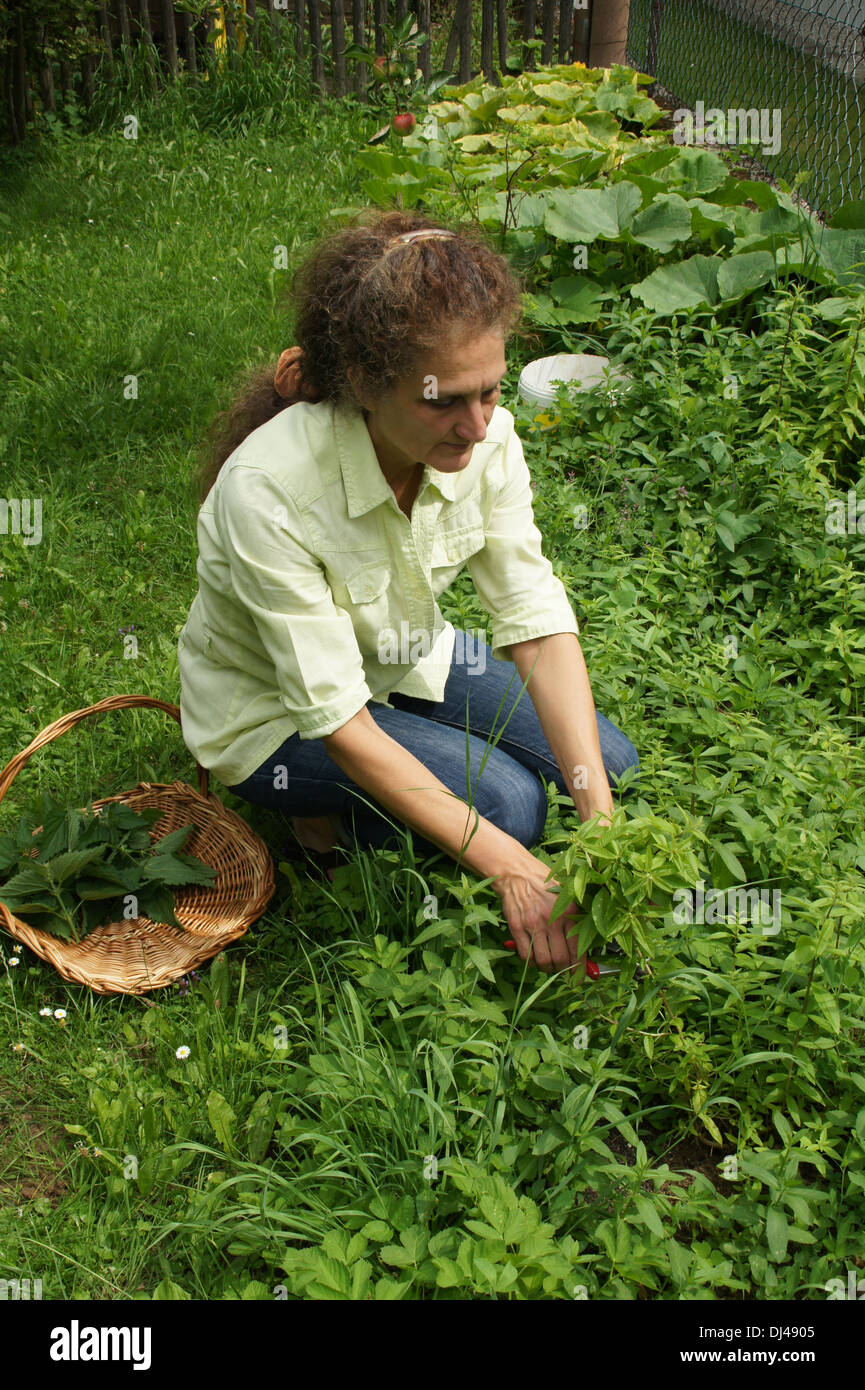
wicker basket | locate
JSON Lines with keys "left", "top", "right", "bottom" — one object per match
{"left": 0, "top": 695, "right": 274, "bottom": 995}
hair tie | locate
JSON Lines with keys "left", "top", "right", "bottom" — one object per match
{"left": 274, "top": 345, "right": 320, "bottom": 401}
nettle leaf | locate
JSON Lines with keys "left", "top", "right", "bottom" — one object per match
{"left": 74, "top": 877, "right": 127, "bottom": 902}
{"left": 150, "top": 824, "right": 195, "bottom": 857}
{"left": 0, "top": 833, "right": 23, "bottom": 875}
{"left": 32, "top": 801, "right": 71, "bottom": 860}
{"left": 49, "top": 847, "right": 112, "bottom": 884}
{"left": 141, "top": 853, "right": 216, "bottom": 887}
{"left": 36, "top": 912, "right": 77, "bottom": 941}
{"left": 135, "top": 883, "right": 182, "bottom": 929}
{"left": 0, "top": 862, "right": 55, "bottom": 901}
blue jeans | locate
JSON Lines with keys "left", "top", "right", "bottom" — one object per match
{"left": 224, "top": 632, "right": 639, "bottom": 861}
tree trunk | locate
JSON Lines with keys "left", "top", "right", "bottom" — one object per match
{"left": 558, "top": 0, "right": 572, "bottom": 61}
{"left": 522, "top": 0, "right": 536, "bottom": 69}
{"left": 374, "top": 0, "right": 386, "bottom": 55}
{"left": 137, "top": 0, "right": 159, "bottom": 94}
{"left": 247, "top": 0, "right": 259, "bottom": 54}
{"left": 183, "top": 11, "right": 198, "bottom": 73}
{"left": 330, "top": 0, "right": 346, "bottom": 92}
{"left": 224, "top": 15, "right": 237, "bottom": 69}
{"left": 162, "top": 0, "right": 178, "bottom": 77}
{"left": 98, "top": 3, "right": 115, "bottom": 74}
{"left": 417, "top": 0, "right": 430, "bottom": 80}
{"left": 39, "top": 58, "right": 57, "bottom": 115}
{"left": 295, "top": 0, "right": 304, "bottom": 59}
{"left": 117, "top": 0, "right": 132, "bottom": 57}
{"left": 351, "top": 0, "right": 366, "bottom": 97}
{"left": 59, "top": 60, "right": 71, "bottom": 100}
{"left": 396, "top": 0, "right": 409, "bottom": 20}
{"left": 496, "top": 0, "right": 508, "bottom": 70}
{"left": 81, "top": 54, "right": 95, "bottom": 107}
{"left": 457, "top": 0, "right": 472, "bottom": 83}
{"left": 541, "top": 0, "right": 556, "bottom": 65}
{"left": 13, "top": 6, "right": 27, "bottom": 137}
{"left": 443, "top": 14, "right": 459, "bottom": 75}
{"left": 481, "top": 0, "right": 494, "bottom": 78}
{"left": 4, "top": 43, "right": 21, "bottom": 143}
{"left": 307, "top": 0, "right": 324, "bottom": 89}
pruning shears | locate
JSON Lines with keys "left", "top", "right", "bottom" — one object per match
{"left": 502, "top": 940, "right": 642, "bottom": 980}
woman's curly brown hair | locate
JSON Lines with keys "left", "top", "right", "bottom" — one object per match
{"left": 196, "top": 208, "right": 524, "bottom": 502}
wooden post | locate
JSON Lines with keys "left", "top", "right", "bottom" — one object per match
{"left": 522, "top": 0, "right": 536, "bottom": 70}
{"left": 162, "top": 0, "right": 178, "bottom": 77}
{"left": 541, "top": 0, "right": 556, "bottom": 65}
{"left": 331, "top": 0, "right": 346, "bottom": 93}
{"left": 417, "top": 0, "right": 430, "bottom": 81}
{"left": 396, "top": 0, "right": 409, "bottom": 20}
{"left": 481, "top": 0, "right": 494, "bottom": 78}
{"left": 295, "top": 0, "right": 304, "bottom": 60}
{"left": 352, "top": 0, "right": 366, "bottom": 98}
{"left": 457, "top": 0, "right": 472, "bottom": 83}
{"left": 307, "top": 0, "right": 325, "bottom": 89}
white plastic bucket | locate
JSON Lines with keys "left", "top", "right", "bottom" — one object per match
{"left": 517, "top": 353, "right": 631, "bottom": 429}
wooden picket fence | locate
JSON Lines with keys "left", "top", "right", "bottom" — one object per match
{"left": 2, "top": 1, "right": 597, "bottom": 143}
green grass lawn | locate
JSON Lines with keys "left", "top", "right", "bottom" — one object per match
{"left": 1, "top": 67, "right": 865, "bottom": 1302}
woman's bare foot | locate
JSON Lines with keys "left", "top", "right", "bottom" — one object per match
{"left": 291, "top": 815, "right": 339, "bottom": 854}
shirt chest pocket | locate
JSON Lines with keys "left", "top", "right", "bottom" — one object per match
{"left": 344, "top": 563, "right": 391, "bottom": 605}
{"left": 431, "top": 525, "right": 486, "bottom": 572}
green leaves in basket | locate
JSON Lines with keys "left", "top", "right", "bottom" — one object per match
{"left": 0, "top": 793, "right": 217, "bottom": 943}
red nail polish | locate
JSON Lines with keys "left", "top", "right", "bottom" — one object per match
{"left": 586, "top": 959, "right": 600, "bottom": 979}
{"left": 504, "top": 939, "right": 516, "bottom": 949}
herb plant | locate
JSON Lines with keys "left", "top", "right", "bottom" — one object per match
{"left": 0, "top": 794, "right": 217, "bottom": 942}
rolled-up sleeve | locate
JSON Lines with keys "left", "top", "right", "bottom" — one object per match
{"left": 215, "top": 463, "right": 373, "bottom": 739}
{"left": 467, "top": 416, "right": 580, "bottom": 663}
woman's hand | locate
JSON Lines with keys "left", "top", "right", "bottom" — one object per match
{"left": 492, "top": 865, "right": 585, "bottom": 976}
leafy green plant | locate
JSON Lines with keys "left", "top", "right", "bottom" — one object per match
{"left": 0, "top": 795, "right": 216, "bottom": 940}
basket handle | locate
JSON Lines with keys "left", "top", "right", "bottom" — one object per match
{"left": 0, "top": 695, "right": 210, "bottom": 811}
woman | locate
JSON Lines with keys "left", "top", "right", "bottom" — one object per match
{"left": 178, "top": 209, "right": 639, "bottom": 977}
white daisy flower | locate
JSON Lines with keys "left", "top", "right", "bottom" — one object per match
{"left": 54, "top": 1008, "right": 67, "bottom": 1020}
{"left": 175, "top": 1045, "right": 191, "bottom": 1060}
{"left": 39, "top": 1006, "right": 53, "bottom": 1017}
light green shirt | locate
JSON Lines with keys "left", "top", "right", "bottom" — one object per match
{"left": 177, "top": 397, "right": 579, "bottom": 786}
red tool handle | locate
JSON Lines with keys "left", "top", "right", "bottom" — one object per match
{"left": 504, "top": 939, "right": 600, "bottom": 979}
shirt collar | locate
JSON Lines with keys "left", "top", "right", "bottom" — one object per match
{"left": 333, "top": 399, "right": 459, "bottom": 518}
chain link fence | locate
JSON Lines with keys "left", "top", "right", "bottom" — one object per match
{"left": 626, "top": 0, "right": 865, "bottom": 219}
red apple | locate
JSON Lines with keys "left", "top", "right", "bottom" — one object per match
{"left": 372, "top": 55, "right": 391, "bottom": 80}
{"left": 392, "top": 112, "right": 417, "bottom": 136}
